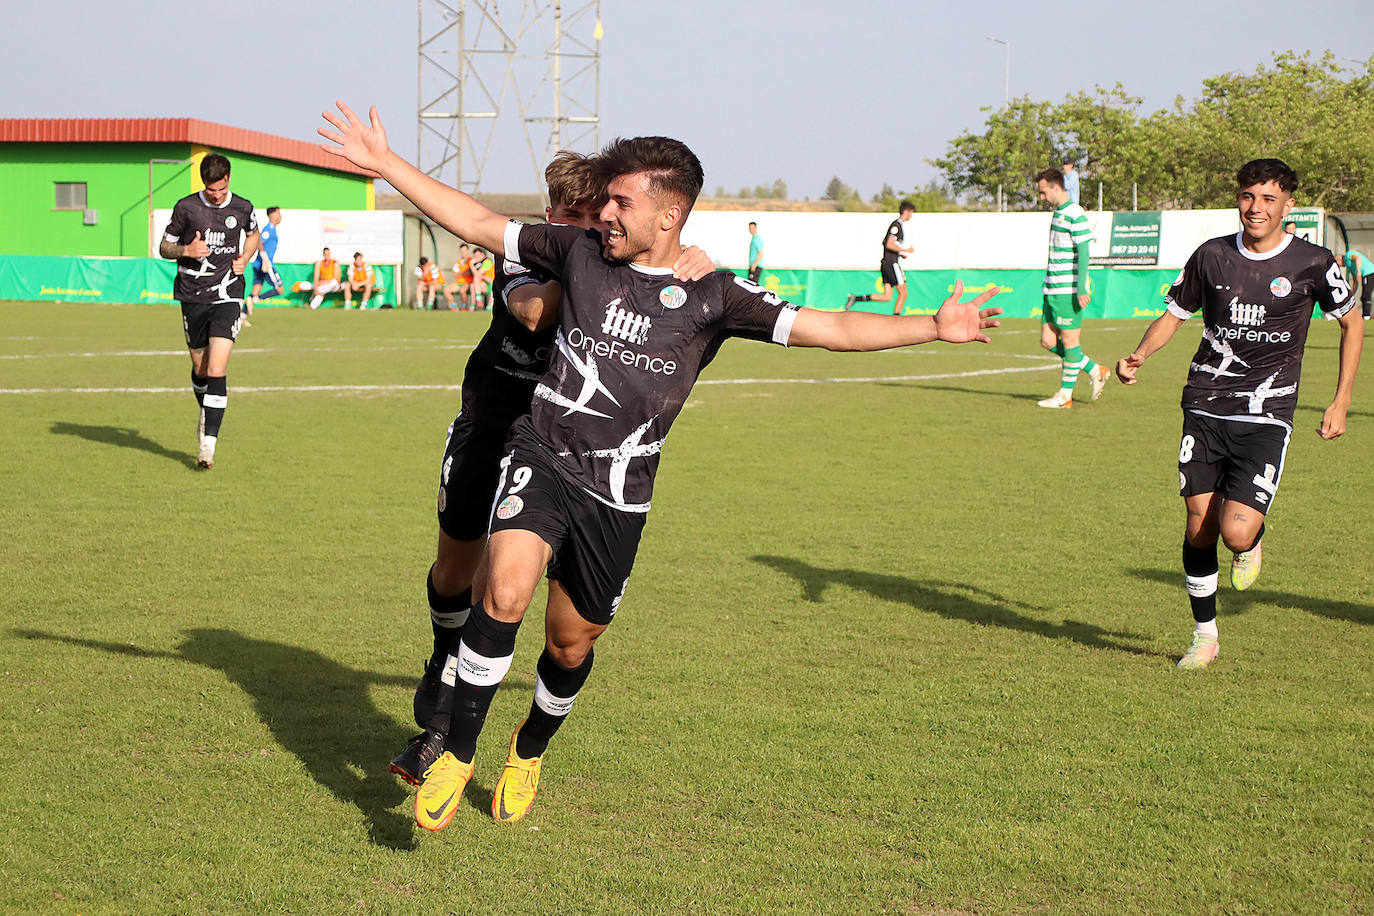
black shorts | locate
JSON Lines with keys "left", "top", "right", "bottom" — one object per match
{"left": 880, "top": 260, "right": 905, "bottom": 288}
{"left": 436, "top": 412, "right": 510, "bottom": 542}
{"left": 180, "top": 301, "right": 242, "bottom": 349}
{"left": 488, "top": 432, "right": 645, "bottom": 626}
{"left": 1178, "top": 411, "right": 1291, "bottom": 515}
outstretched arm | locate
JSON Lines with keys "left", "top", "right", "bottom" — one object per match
{"left": 1319, "top": 308, "right": 1363, "bottom": 440}
{"left": 788, "top": 281, "right": 1000, "bottom": 351}
{"left": 319, "top": 102, "right": 510, "bottom": 256}
{"left": 1116, "top": 312, "right": 1185, "bottom": 384}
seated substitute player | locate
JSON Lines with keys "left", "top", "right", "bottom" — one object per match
{"left": 308, "top": 247, "right": 342, "bottom": 309}
{"left": 443, "top": 243, "right": 473, "bottom": 310}
{"left": 158, "top": 152, "right": 260, "bottom": 470}
{"left": 1115, "top": 158, "right": 1361, "bottom": 670}
{"left": 414, "top": 257, "right": 444, "bottom": 309}
{"left": 320, "top": 103, "right": 1000, "bottom": 830}
{"left": 470, "top": 247, "right": 493, "bottom": 309}
{"left": 343, "top": 251, "right": 375, "bottom": 309}
{"left": 386, "top": 151, "right": 716, "bottom": 787}
{"left": 1034, "top": 167, "right": 1109, "bottom": 409}
{"left": 844, "top": 200, "right": 914, "bottom": 315}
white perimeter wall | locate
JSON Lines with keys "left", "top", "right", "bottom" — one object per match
{"left": 152, "top": 209, "right": 404, "bottom": 264}
{"left": 679, "top": 208, "right": 1242, "bottom": 271}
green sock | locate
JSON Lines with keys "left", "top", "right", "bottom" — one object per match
{"left": 1053, "top": 341, "right": 1066, "bottom": 358}
{"left": 1061, "top": 345, "right": 1087, "bottom": 391}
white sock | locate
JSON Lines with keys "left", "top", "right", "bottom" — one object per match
{"left": 310, "top": 295, "right": 323, "bottom": 309}
{"left": 1194, "top": 619, "right": 1218, "bottom": 639}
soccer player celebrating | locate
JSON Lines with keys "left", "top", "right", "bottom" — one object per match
{"left": 844, "top": 200, "right": 914, "bottom": 315}
{"left": 158, "top": 153, "right": 260, "bottom": 469}
{"left": 387, "top": 151, "right": 715, "bottom": 786}
{"left": 1035, "top": 167, "right": 1109, "bottom": 408}
{"left": 1115, "top": 158, "right": 1361, "bottom": 670}
{"left": 320, "top": 102, "right": 1000, "bottom": 829}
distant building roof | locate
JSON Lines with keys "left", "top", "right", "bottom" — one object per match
{"left": 0, "top": 118, "right": 376, "bottom": 178}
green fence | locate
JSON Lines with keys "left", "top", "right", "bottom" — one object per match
{"left": 747, "top": 267, "right": 1178, "bottom": 318}
{"left": 0, "top": 255, "right": 398, "bottom": 308}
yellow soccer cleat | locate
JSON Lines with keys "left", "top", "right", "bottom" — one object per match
{"left": 1231, "top": 540, "right": 1262, "bottom": 591}
{"left": 491, "top": 723, "right": 542, "bottom": 823}
{"left": 414, "top": 751, "right": 474, "bottom": 832}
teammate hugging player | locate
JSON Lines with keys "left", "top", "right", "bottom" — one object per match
{"left": 158, "top": 153, "right": 260, "bottom": 469}
{"left": 1116, "top": 158, "right": 1361, "bottom": 670}
{"left": 321, "top": 102, "right": 1000, "bottom": 830}
{"left": 387, "top": 153, "right": 717, "bottom": 787}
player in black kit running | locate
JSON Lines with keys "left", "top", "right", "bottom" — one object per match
{"left": 158, "top": 153, "right": 260, "bottom": 469}
{"left": 321, "top": 101, "right": 1001, "bottom": 829}
{"left": 1115, "top": 158, "right": 1362, "bottom": 670}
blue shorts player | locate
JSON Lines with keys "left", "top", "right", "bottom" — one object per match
{"left": 249, "top": 206, "right": 284, "bottom": 317}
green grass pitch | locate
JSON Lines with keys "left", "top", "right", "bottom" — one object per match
{"left": 1, "top": 300, "right": 1370, "bottom": 915}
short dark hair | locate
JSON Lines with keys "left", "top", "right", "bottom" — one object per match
{"left": 1236, "top": 158, "right": 1298, "bottom": 194}
{"left": 1034, "top": 168, "right": 1065, "bottom": 189}
{"left": 322, "top": 247, "right": 331, "bottom": 255}
{"left": 418, "top": 256, "right": 428, "bottom": 265}
{"left": 353, "top": 252, "right": 363, "bottom": 259}
{"left": 200, "top": 153, "right": 231, "bottom": 184}
{"left": 898, "top": 200, "right": 916, "bottom": 214}
{"left": 596, "top": 136, "right": 704, "bottom": 212}
{"left": 545, "top": 151, "right": 604, "bottom": 209}
{"left": 748, "top": 221, "right": 757, "bottom": 228}
{"left": 266, "top": 206, "right": 280, "bottom": 217}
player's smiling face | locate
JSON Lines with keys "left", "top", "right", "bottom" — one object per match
{"left": 1237, "top": 180, "right": 1294, "bottom": 248}
{"left": 202, "top": 177, "right": 230, "bottom": 206}
{"left": 599, "top": 173, "right": 664, "bottom": 262}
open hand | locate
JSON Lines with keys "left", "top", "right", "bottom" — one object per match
{"left": 933, "top": 280, "right": 1001, "bottom": 343}
{"left": 319, "top": 101, "right": 390, "bottom": 173}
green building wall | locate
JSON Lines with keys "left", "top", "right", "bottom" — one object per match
{"left": 0, "top": 143, "right": 371, "bottom": 258}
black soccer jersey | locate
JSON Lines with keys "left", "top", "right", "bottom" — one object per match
{"left": 506, "top": 221, "right": 798, "bottom": 512}
{"left": 881, "top": 219, "right": 904, "bottom": 264}
{"left": 163, "top": 191, "right": 259, "bottom": 305}
{"left": 1167, "top": 232, "right": 1354, "bottom": 427}
{"left": 460, "top": 253, "right": 558, "bottom": 428}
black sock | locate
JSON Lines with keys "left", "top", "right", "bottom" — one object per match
{"left": 854, "top": 294, "right": 871, "bottom": 302}
{"left": 427, "top": 568, "right": 471, "bottom": 665}
{"left": 515, "top": 648, "right": 595, "bottom": 759}
{"left": 1183, "top": 539, "right": 1218, "bottom": 624}
{"left": 203, "top": 376, "right": 227, "bottom": 438}
{"left": 191, "top": 371, "right": 208, "bottom": 408}
{"left": 444, "top": 600, "right": 520, "bottom": 763}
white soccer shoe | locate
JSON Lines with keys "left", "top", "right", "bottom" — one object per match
{"left": 1088, "top": 364, "right": 1110, "bottom": 402}
{"left": 196, "top": 436, "right": 216, "bottom": 470}
{"left": 1037, "top": 390, "right": 1073, "bottom": 409}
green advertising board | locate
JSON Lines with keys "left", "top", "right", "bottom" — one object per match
{"left": 1090, "top": 211, "right": 1162, "bottom": 266}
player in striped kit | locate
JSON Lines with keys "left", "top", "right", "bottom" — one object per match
{"left": 1034, "top": 167, "right": 1109, "bottom": 409}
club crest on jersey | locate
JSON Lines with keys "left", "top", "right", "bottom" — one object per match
{"left": 496, "top": 495, "right": 524, "bottom": 520}
{"left": 1269, "top": 276, "right": 1292, "bottom": 298}
{"left": 224, "top": 215, "right": 238, "bottom": 229}
{"left": 602, "top": 300, "right": 651, "bottom": 344}
{"left": 659, "top": 285, "right": 687, "bottom": 310}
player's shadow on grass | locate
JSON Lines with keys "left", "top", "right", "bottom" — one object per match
{"left": 9, "top": 627, "right": 529, "bottom": 849}
{"left": 877, "top": 382, "right": 1046, "bottom": 403}
{"left": 1129, "top": 568, "right": 1374, "bottom": 625}
{"left": 50, "top": 422, "right": 197, "bottom": 469}
{"left": 753, "top": 555, "right": 1158, "bottom": 656}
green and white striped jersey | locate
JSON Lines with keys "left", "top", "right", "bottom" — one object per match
{"left": 1043, "top": 201, "right": 1092, "bottom": 296}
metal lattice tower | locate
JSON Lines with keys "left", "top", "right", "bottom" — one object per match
{"left": 417, "top": 0, "right": 601, "bottom": 196}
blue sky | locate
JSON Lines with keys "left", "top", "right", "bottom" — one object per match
{"left": 4, "top": 0, "right": 1370, "bottom": 198}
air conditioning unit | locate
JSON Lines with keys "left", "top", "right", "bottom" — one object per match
{"left": 82, "top": 209, "right": 98, "bottom": 226}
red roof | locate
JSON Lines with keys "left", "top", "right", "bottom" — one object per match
{"left": 0, "top": 118, "right": 375, "bottom": 178}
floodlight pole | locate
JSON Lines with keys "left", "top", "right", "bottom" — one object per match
{"left": 986, "top": 36, "right": 1010, "bottom": 105}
